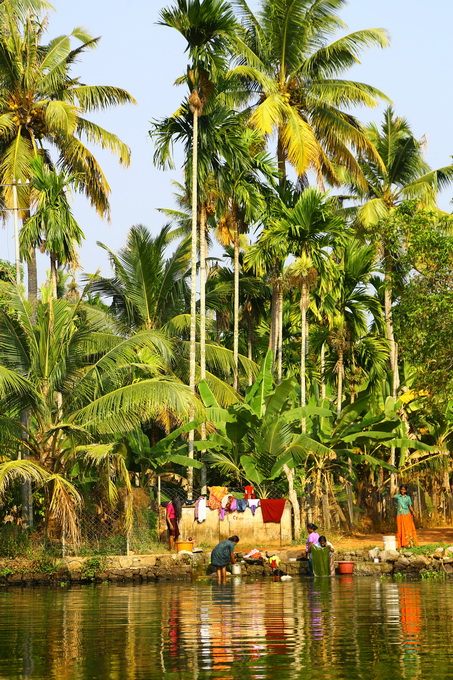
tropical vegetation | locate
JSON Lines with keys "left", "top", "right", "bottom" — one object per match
{"left": 0, "top": 0, "right": 453, "bottom": 553}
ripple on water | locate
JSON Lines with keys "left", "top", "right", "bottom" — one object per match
{"left": 0, "top": 578, "right": 453, "bottom": 679}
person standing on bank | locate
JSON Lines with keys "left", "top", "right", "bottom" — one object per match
{"left": 211, "top": 536, "right": 239, "bottom": 584}
{"left": 166, "top": 497, "right": 182, "bottom": 551}
{"left": 392, "top": 485, "right": 418, "bottom": 548}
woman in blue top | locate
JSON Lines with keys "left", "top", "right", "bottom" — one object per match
{"left": 211, "top": 536, "right": 239, "bottom": 584}
{"left": 392, "top": 485, "right": 418, "bottom": 548}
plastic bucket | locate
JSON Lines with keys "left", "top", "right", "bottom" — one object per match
{"left": 337, "top": 561, "right": 355, "bottom": 575}
{"left": 176, "top": 540, "right": 193, "bottom": 553}
{"left": 231, "top": 564, "right": 242, "bottom": 575}
{"left": 383, "top": 535, "right": 397, "bottom": 551}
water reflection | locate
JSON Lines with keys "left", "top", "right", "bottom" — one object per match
{"left": 0, "top": 578, "right": 452, "bottom": 680}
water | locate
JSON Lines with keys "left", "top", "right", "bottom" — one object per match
{"left": 1, "top": 577, "right": 453, "bottom": 679}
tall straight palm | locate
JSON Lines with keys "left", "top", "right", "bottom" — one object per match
{"left": 325, "top": 240, "right": 383, "bottom": 415}
{"left": 0, "top": 9, "right": 134, "bottom": 296}
{"left": 351, "top": 107, "right": 453, "bottom": 376}
{"left": 216, "top": 129, "right": 276, "bottom": 389}
{"left": 232, "top": 0, "right": 389, "bottom": 185}
{"left": 158, "top": 0, "right": 245, "bottom": 495}
{"left": 267, "top": 187, "right": 344, "bottom": 416}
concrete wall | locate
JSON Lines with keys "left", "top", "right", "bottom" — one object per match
{"left": 159, "top": 502, "right": 292, "bottom": 547}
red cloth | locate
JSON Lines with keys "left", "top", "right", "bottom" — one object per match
{"left": 244, "top": 485, "right": 255, "bottom": 499}
{"left": 260, "top": 499, "right": 286, "bottom": 523}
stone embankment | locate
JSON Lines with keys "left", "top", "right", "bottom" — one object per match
{"left": 1, "top": 546, "right": 452, "bottom": 585}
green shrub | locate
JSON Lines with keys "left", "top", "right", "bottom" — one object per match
{"left": 80, "top": 557, "right": 106, "bottom": 581}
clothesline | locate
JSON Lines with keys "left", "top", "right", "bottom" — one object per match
{"left": 193, "top": 487, "right": 287, "bottom": 524}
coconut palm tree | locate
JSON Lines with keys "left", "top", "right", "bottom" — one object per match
{"left": 231, "top": 0, "right": 389, "bottom": 185}
{"left": 0, "top": 283, "right": 200, "bottom": 538}
{"left": 0, "top": 8, "right": 134, "bottom": 296}
{"left": 87, "top": 224, "right": 191, "bottom": 333}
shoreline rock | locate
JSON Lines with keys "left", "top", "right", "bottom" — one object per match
{"left": 0, "top": 546, "right": 452, "bottom": 585}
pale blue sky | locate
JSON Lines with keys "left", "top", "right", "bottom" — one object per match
{"left": 1, "top": 0, "right": 452, "bottom": 280}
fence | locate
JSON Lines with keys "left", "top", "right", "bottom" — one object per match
{"left": 0, "top": 489, "right": 158, "bottom": 558}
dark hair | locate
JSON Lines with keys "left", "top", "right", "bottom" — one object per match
{"left": 399, "top": 484, "right": 408, "bottom": 493}
{"left": 318, "top": 535, "right": 327, "bottom": 544}
{"left": 228, "top": 535, "right": 239, "bottom": 543}
{"left": 307, "top": 523, "right": 318, "bottom": 531}
{"left": 172, "top": 496, "right": 182, "bottom": 522}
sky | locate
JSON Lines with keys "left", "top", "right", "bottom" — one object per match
{"left": 1, "top": 0, "right": 453, "bottom": 282}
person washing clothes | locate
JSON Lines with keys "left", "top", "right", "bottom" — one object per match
{"left": 210, "top": 536, "right": 240, "bottom": 585}
{"left": 309, "top": 535, "right": 335, "bottom": 576}
{"left": 305, "top": 523, "right": 319, "bottom": 576}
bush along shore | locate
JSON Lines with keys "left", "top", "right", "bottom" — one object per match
{"left": 1, "top": 546, "right": 453, "bottom": 585}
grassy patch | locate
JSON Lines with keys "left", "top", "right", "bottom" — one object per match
{"left": 402, "top": 543, "right": 448, "bottom": 556}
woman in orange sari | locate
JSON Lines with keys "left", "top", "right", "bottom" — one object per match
{"left": 392, "top": 485, "right": 418, "bottom": 548}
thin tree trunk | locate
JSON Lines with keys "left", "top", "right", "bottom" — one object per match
{"left": 247, "top": 318, "right": 253, "bottom": 387}
{"left": 320, "top": 342, "right": 326, "bottom": 400}
{"left": 269, "top": 282, "right": 278, "bottom": 353}
{"left": 337, "top": 346, "right": 344, "bottom": 417}
{"left": 277, "top": 133, "right": 286, "bottom": 184}
{"left": 50, "top": 253, "right": 58, "bottom": 299}
{"left": 199, "top": 203, "right": 207, "bottom": 494}
{"left": 300, "top": 281, "right": 309, "bottom": 432}
{"left": 283, "top": 463, "right": 300, "bottom": 540}
{"left": 187, "top": 105, "right": 199, "bottom": 501}
{"left": 233, "top": 216, "right": 240, "bottom": 392}
{"left": 277, "top": 282, "right": 283, "bottom": 383}
{"left": 27, "top": 247, "right": 38, "bottom": 306}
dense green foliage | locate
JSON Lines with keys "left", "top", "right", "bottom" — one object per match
{"left": 0, "top": 0, "right": 452, "bottom": 547}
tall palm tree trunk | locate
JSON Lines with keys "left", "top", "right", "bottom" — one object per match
{"left": 300, "top": 281, "right": 309, "bottom": 432}
{"left": 247, "top": 317, "right": 253, "bottom": 386}
{"left": 277, "top": 282, "right": 283, "bottom": 383}
{"left": 50, "top": 253, "right": 58, "bottom": 299}
{"left": 187, "top": 101, "right": 199, "bottom": 500}
{"left": 337, "top": 347, "right": 344, "bottom": 417}
{"left": 384, "top": 253, "right": 398, "bottom": 493}
{"left": 233, "top": 217, "right": 240, "bottom": 391}
{"left": 320, "top": 342, "right": 326, "bottom": 400}
{"left": 27, "top": 247, "right": 38, "bottom": 305}
{"left": 269, "top": 282, "right": 278, "bottom": 353}
{"left": 199, "top": 202, "right": 207, "bottom": 493}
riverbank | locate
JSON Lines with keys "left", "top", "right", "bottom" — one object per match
{"left": 1, "top": 544, "right": 452, "bottom": 585}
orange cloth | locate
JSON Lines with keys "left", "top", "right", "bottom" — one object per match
{"left": 396, "top": 512, "right": 418, "bottom": 548}
{"left": 208, "top": 486, "right": 229, "bottom": 510}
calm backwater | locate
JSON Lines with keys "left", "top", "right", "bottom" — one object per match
{"left": 1, "top": 577, "right": 453, "bottom": 680}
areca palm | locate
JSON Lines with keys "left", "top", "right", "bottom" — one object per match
{"left": 215, "top": 128, "right": 277, "bottom": 389}
{"left": 232, "top": 0, "right": 389, "bottom": 185}
{"left": 0, "top": 9, "right": 134, "bottom": 295}
{"left": 352, "top": 107, "right": 453, "bottom": 377}
{"left": 157, "top": 0, "right": 241, "bottom": 495}
{"left": 322, "top": 240, "right": 383, "bottom": 414}
{"left": 267, "top": 187, "right": 345, "bottom": 417}
{"left": 20, "top": 156, "right": 83, "bottom": 298}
